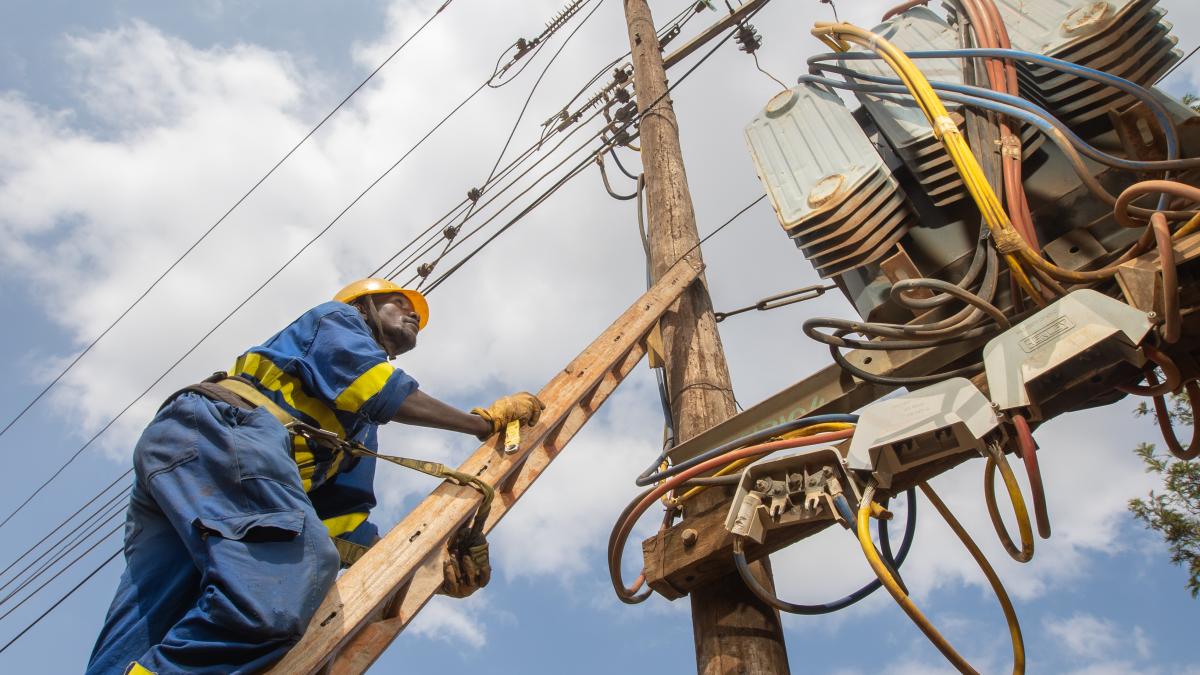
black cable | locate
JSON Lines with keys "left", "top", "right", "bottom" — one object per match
{"left": 0, "top": 485, "right": 127, "bottom": 600}
{"left": 379, "top": 81, "right": 617, "bottom": 282}
{"left": 636, "top": 414, "right": 858, "bottom": 487}
{"left": 0, "top": 548, "right": 121, "bottom": 655}
{"left": 597, "top": 157, "right": 639, "bottom": 199}
{"left": 368, "top": 199, "right": 473, "bottom": 278}
{"left": 0, "top": 1, "right": 626, "bottom": 539}
{"left": 1156, "top": 43, "right": 1200, "bottom": 85}
{"left": 392, "top": 108, "right": 614, "bottom": 285}
{"left": 0, "top": 0, "right": 459, "bottom": 446}
{"left": 416, "top": 0, "right": 606, "bottom": 289}
{"left": 0, "top": 474, "right": 128, "bottom": 580}
{"left": 0, "top": 522, "right": 122, "bottom": 622}
{"left": 422, "top": 11, "right": 753, "bottom": 293}
{"left": 420, "top": 135, "right": 612, "bottom": 291}
{"left": 0, "top": 78, "right": 501, "bottom": 533}
{"left": 732, "top": 488, "right": 916, "bottom": 615}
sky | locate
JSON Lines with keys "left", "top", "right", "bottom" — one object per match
{"left": 1, "top": 0, "right": 1199, "bottom": 673}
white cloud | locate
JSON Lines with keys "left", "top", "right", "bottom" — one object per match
{"left": 407, "top": 595, "right": 490, "bottom": 650}
{"left": 4, "top": 0, "right": 1200, "bottom": 669}
{"left": 1044, "top": 612, "right": 1123, "bottom": 659}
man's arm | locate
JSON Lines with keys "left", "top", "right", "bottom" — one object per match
{"left": 391, "top": 389, "right": 493, "bottom": 437}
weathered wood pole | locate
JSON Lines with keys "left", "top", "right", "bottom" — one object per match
{"left": 621, "top": 2, "right": 791, "bottom": 672}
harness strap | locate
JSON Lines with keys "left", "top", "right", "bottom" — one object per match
{"left": 212, "top": 377, "right": 298, "bottom": 427}
{"left": 332, "top": 536, "right": 372, "bottom": 567}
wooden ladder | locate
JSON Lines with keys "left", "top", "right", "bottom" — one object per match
{"left": 266, "top": 258, "right": 702, "bottom": 675}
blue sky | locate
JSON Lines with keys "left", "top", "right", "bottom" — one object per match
{"left": 1, "top": 0, "right": 1199, "bottom": 673}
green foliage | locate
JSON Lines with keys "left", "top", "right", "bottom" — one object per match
{"left": 1129, "top": 392, "right": 1200, "bottom": 597}
{"left": 1183, "top": 93, "right": 1200, "bottom": 114}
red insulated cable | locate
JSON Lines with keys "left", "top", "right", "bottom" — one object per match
{"left": 1011, "top": 413, "right": 1051, "bottom": 539}
{"left": 881, "top": 0, "right": 931, "bottom": 21}
{"left": 1119, "top": 344, "right": 1182, "bottom": 397}
{"left": 1150, "top": 378, "right": 1200, "bottom": 461}
{"left": 1150, "top": 212, "right": 1181, "bottom": 344}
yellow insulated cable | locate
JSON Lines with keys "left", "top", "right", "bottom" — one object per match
{"left": 983, "top": 445, "right": 1034, "bottom": 563}
{"left": 809, "top": 22, "right": 1059, "bottom": 296}
{"left": 857, "top": 484, "right": 1025, "bottom": 674}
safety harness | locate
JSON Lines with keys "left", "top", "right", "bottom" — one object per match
{"left": 168, "top": 373, "right": 494, "bottom": 579}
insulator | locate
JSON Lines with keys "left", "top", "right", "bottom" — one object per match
{"left": 735, "top": 23, "right": 762, "bottom": 54}
{"left": 443, "top": 225, "right": 460, "bottom": 240}
{"left": 614, "top": 87, "right": 631, "bottom": 104}
{"left": 467, "top": 187, "right": 481, "bottom": 202}
{"left": 613, "top": 67, "right": 629, "bottom": 84}
{"left": 417, "top": 263, "right": 434, "bottom": 278}
{"left": 542, "top": 0, "right": 584, "bottom": 38}
{"left": 614, "top": 101, "right": 638, "bottom": 122}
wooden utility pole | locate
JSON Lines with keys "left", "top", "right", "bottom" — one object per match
{"left": 621, "top": 2, "right": 790, "bottom": 673}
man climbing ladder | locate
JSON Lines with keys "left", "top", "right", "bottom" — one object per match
{"left": 85, "top": 279, "right": 544, "bottom": 675}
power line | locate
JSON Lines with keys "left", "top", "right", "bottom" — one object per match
{"left": 0, "top": 523, "right": 122, "bottom": 623}
{"left": 0, "top": 1, "right": 745, "bottom": 644}
{"left": 422, "top": 10, "right": 747, "bottom": 292}
{"left": 1156, "top": 43, "right": 1200, "bottom": 85}
{"left": 0, "top": 4, "right": 598, "bottom": 531}
{"left": 383, "top": 106, "right": 610, "bottom": 282}
{"left": 417, "top": 0, "right": 609, "bottom": 288}
{"left": 0, "top": 487, "right": 128, "bottom": 602}
{"left": 392, "top": 0, "right": 707, "bottom": 285}
{"left": 0, "top": 0, "right": 460, "bottom": 446}
{"left": 0, "top": 473, "right": 128, "bottom": 581}
{"left": 0, "top": 548, "right": 121, "bottom": 655}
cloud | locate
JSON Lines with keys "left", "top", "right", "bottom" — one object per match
{"left": 4, "top": 0, "right": 1200, "bottom": 668}
{"left": 407, "top": 595, "right": 490, "bottom": 649}
{"left": 1044, "top": 612, "right": 1123, "bottom": 659}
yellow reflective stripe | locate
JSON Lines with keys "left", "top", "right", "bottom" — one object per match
{"left": 127, "top": 663, "right": 156, "bottom": 675}
{"left": 333, "top": 362, "right": 395, "bottom": 414}
{"left": 323, "top": 511, "right": 369, "bottom": 538}
{"left": 232, "top": 353, "right": 346, "bottom": 439}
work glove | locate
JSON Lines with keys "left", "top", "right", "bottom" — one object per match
{"left": 440, "top": 528, "right": 491, "bottom": 599}
{"left": 471, "top": 392, "right": 545, "bottom": 440}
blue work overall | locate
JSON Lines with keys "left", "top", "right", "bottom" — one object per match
{"left": 87, "top": 303, "right": 417, "bottom": 674}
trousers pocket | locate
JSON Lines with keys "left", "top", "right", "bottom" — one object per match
{"left": 194, "top": 509, "right": 304, "bottom": 543}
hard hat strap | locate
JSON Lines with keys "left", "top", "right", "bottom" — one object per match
{"left": 363, "top": 295, "right": 396, "bottom": 360}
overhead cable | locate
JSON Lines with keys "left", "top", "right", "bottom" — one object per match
{"left": 415, "top": 0, "right": 607, "bottom": 288}
{"left": 0, "top": 0, "right": 461, "bottom": 446}
{"left": 422, "top": 10, "right": 754, "bottom": 292}
{"left": 0, "top": 5, "right": 583, "bottom": 531}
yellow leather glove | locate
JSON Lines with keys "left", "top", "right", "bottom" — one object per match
{"left": 471, "top": 392, "right": 545, "bottom": 440}
{"left": 440, "top": 529, "right": 491, "bottom": 599}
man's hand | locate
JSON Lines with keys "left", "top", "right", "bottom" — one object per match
{"left": 440, "top": 529, "right": 491, "bottom": 599}
{"left": 470, "top": 392, "right": 545, "bottom": 440}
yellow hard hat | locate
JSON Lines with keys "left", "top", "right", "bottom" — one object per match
{"left": 333, "top": 278, "right": 429, "bottom": 330}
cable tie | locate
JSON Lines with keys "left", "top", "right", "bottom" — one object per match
{"left": 931, "top": 115, "right": 959, "bottom": 139}
{"left": 997, "top": 135, "right": 1022, "bottom": 159}
{"left": 992, "top": 228, "right": 1025, "bottom": 254}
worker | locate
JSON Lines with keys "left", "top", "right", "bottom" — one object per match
{"left": 85, "top": 279, "right": 544, "bottom": 675}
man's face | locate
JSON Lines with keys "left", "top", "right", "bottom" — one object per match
{"left": 372, "top": 293, "right": 420, "bottom": 355}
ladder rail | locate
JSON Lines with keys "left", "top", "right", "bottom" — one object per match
{"left": 266, "top": 259, "right": 701, "bottom": 675}
{"left": 328, "top": 338, "right": 650, "bottom": 675}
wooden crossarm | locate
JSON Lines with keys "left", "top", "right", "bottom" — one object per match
{"left": 266, "top": 258, "right": 701, "bottom": 675}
